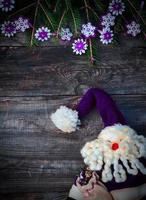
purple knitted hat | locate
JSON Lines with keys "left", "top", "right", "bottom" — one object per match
{"left": 51, "top": 88, "right": 146, "bottom": 183}
{"left": 51, "top": 88, "right": 126, "bottom": 132}
{"left": 76, "top": 88, "right": 126, "bottom": 127}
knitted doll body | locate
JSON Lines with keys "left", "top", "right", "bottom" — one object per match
{"left": 68, "top": 124, "right": 146, "bottom": 199}
{"left": 73, "top": 157, "right": 146, "bottom": 191}
{"left": 80, "top": 124, "right": 146, "bottom": 186}
{"left": 51, "top": 88, "right": 146, "bottom": 200}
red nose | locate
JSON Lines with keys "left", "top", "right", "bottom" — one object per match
{"left": 112, "top": 143, "right": 119, "bottom": 150}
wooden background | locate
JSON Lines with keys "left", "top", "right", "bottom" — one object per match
{"left": 0, "top": 34, "right": 146, "bottom": 200}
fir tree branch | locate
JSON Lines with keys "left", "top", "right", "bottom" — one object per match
{"left": 84, "top": 0, "right": 94, "bottom": 64}
{"left": 8, "top": 2, "right": 36, "bottom": 18}
{"left": 84, "top": 0, "right": 89, "bottom": 21}
{"left": 53, "top": 0, "right": 61, "bottom": 12}
{"left": 89, "top": 38, "right": 94, "bottom": 64}
{"left": 30, "top": 0, "right": 40, "bottom": 47}
{"left": 56, "top": 9, "right": 67, "bottom": 38}
{"left": 117, "top": 15, "right": 126, "bottom": 32}
{"left": 126, "top": 0, "right": 146, "bottom": 27}
{"left": 65, "top": 0, "right": 72, "bottom": 11}
{"left": 127, "top": 4, "right": 146, "bottom": 38}
{"left": 86, "top": 5, "right": 99, "bottom": 20}
{"left": 44, "top": 0, "right": 51, "bottom": 10}
{"left": 70, "top": 8, "right": 78, "bottom": 35}
{"left": 39, "top": 2, "right": 55, "bottom": 31}
{"left": 93, "top": 0, "right": 105, "bottom": 12}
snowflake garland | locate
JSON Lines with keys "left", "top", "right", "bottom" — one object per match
{"left": 101, "top": 13, "right": 115, "bottom": 28}
{"left": 1, "top": 21, "right": 17, "bottom": 37}
{"left": 109, "top": 0, "right": 125, "bottom": 16}
{"left": 81, "top": 22, "right": 96, "bottom": 38}
{"left": 59, "top": 28, "right": 73, "bottom": 41}
{"left": 14, "top": 17, "right": 30, "bottom": 32}
{"left": 0, "top": 0, "right": 15, "bottom": 12}
{"left": 72, "top": 39, "right": 88, "bottom": 55}
{"left": 99, "top": 28, "right": 114, "bottom": 44}
{"left": 35, "top": 27, "right": 52, "bottom": 41}
{"left": 126, "top": 21, "right": 141, "bottom": 37}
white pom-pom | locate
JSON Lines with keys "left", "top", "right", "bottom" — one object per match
{"left": 50, "top": 106, "right": 80, "bottom": 133}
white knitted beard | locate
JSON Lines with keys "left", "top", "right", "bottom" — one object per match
{"left": 81, "top": 124, "right": 146, "bottom": 183}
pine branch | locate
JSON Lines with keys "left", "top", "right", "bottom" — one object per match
{"left": 65, "top": 0, "right": 71, "bottom": 10}
{"left": 84, "top": 0, "right": 94, "bottom": 65}
{"left": 125, "top": 1, "right": 146, "bottom": 38}
{"left": 39, "top": 2, "right": 55, "bottom": 31}
{"left": 44, "top": 0, "right": 51, "bottom": 10}
{"left": 56, "top": 9, "right": 67, "bottom": 38}
{"left": 53, "top": 0, "right": 61, "bottom": 12}
{"left": 86, "top": 5, "right": 99, "bottom": 20}
{"left": 30, "top": 0, "right": 40, "bottom": 47}
{"left": 84, "top": 0, "right": 89, "bottom": 21}
{"left": 8, "top": 2, "right": 36, "bottom": 18}
{"left": 126, "top": 0, "right": 146, "bottom": 26}
{"left": 70, "top": 8, "right": 78, "bottom": 35}
{"left": 89, "top": 38, "right": 94, "bottom": 64}
{"left": 92, "top": 0, "right": 105, "bottom": 12}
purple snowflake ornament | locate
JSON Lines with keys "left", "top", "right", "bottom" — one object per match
{"left": 0, "top": 0, "right": 15, "bottom": 12}
{"left": 109, "top": 0, "right": 125, "bottom": 16}
{"left": 126, "top": 21, "right": 141, "bottom": 37}
{"left": 99, "top": 28, "right": 114, "bottom": 44}
{"left": 1, "top": 21, "right": 16, "bottom": 37}
{"left": 14, "top": 16, "right": 30, "bottom": 32}
{"left": 35, "top": 27, "right": 52, "bottom": 41}
{"left": 72, "top": 39, "right": 88, "bottom": 55}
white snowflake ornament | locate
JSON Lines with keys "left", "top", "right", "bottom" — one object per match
{"left": 101, "top": 13, "right": 115, "bottom": 28}
{"left": 126, "top": 21, "right": 141, "bottom": 37}
{"left": 14, "top": 17, "right": 30, "bottom": 32}
{"left": 59, "top": 28, "right": 73, "bottom": 41}
{"left": 81, "top": 22, "right": 96, "bottom": 38}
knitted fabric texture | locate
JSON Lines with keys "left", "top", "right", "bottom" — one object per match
{"left": 81, "top": 124, "right": 146, "bottom": 183}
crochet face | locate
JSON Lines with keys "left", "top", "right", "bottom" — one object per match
{"left": 81, "top": 124, "right": 146, "bottom": 183}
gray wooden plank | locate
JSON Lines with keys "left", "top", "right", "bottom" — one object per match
{"left": 0, "top": 33, "right": 29, "bottom": 47}
{"left": 0, "top": 158, "right": 80, "bottom": 193}
{"left": 0, "top": 192, "right": 68, "bottom": 200}
{"left": 0, "top": 192, "right": 145, "bottom": 200}
{"left": 0, "top": 33, "right": 146, "bottom": 48}
{"left": 0, "top": 33, "right": 71, "bottom": 48}
{"left": 0, "top": 46, "right": 146, "bottom": 96}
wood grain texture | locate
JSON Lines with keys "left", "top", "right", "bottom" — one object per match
{"left": 0, "top": 192, "right": 146, "bottom": 200}
{"left": 0, "top": 192, "right": 68, "bottom": 200}
{"left": 0, "top": 46, "right": 146, "bottom": 96}
{"left": 0, "top": 33, "right": 146, "bottom": 48}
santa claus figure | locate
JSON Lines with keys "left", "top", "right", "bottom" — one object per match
{"left": 51, "top": 88, "right": 146, "bottom": 200}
